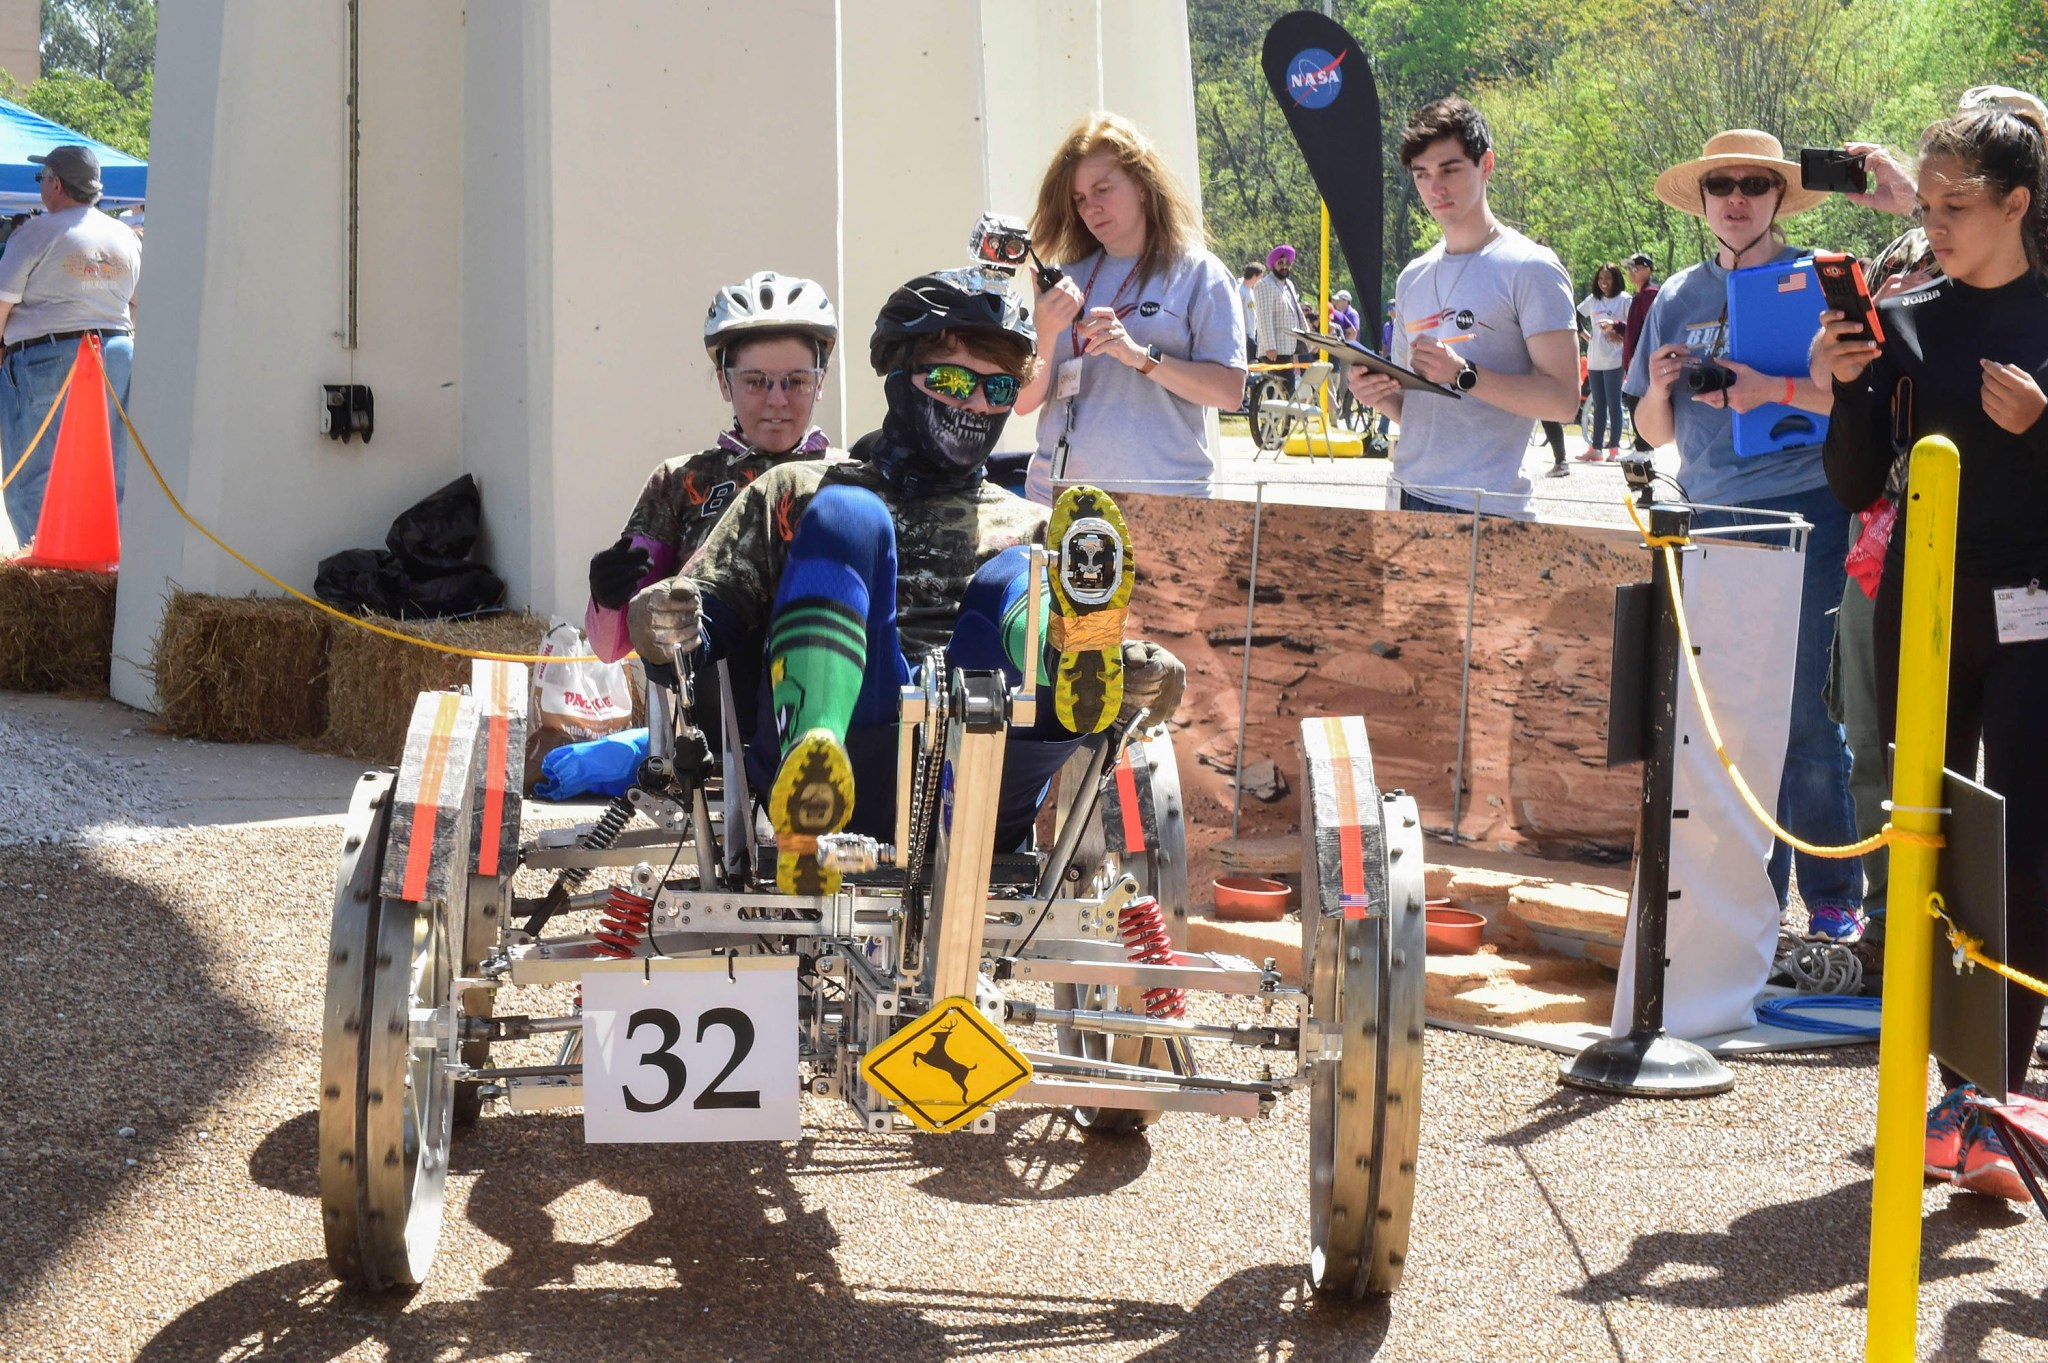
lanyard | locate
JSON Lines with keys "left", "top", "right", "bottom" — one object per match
{"left": 1068, "top": 253, "right": 1143, "bottom": 363}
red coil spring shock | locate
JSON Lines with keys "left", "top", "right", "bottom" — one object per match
{"left": 1117, "top": 895, "right": 1186, "bottom": 1018}
{"left": 592, "top": 887, "right": 654, "bottom": 959}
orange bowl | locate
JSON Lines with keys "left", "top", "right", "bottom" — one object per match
{"left": 1213, "top": 875, "right": 1292, "bottom": 922}
{"left": 1424, "top": 905, "right": 1486, "bottom": 954}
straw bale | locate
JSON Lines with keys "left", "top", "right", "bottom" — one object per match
{"left": 0, "top": 561, "right": 115, "bottom": 692}
{"left": 150, "top": 592, "right": 332, "bottom": 741}
{"left": 318, "top": 611, "right": 550, "bottom": 764}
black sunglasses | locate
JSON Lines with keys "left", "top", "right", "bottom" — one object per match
{"left": 1700, "top": 173, "right": 1783, "bottom": 199}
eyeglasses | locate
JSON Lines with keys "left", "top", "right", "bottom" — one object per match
{"left": 916, "top": 363, "right": 1020, "bottom": 407}
{"left": 1700, "top": 173, "right": 1783, "bottom": 199}
{"left": 726, "top": 368, "right": 824, "bottom": 398}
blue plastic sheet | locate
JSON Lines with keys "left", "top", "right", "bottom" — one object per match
{"left": 535, "top": 727, "right": 648, "bottom": 801}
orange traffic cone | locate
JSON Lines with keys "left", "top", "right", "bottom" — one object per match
{"left": 20, "top": 336, "right": 118, "bottom": 572}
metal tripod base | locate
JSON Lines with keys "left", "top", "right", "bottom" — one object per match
{"left": 1558, "top": 1029, "right": 1733, "bottom": 1098}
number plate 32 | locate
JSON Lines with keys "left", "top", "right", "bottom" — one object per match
{"left": 581, "top": 957, "right": 800, "bottom": 1143}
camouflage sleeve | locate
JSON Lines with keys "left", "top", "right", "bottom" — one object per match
{"left": 621, "top": 453, "right": 718, "bottom": 560}
{"left": 681, "top": 463, "right": 812, "bottom": 640}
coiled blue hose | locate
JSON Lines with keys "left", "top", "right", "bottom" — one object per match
{"left": 1756, "top": 994, "right": 1882, "bottom": 1038}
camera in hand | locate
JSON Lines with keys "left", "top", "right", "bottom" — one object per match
{"left": 1684, "top": 359, "right": 1737, "bottom": 394}
{"left": 1800, "top": 146, "right": 1869, "bottom": 195}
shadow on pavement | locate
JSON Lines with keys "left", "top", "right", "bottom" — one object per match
{"left": 0, "top": 845, "right": 271, "bottom": 1317}
{"left": 1572, "top": 1178, "right": 2024, "bottom": 1310}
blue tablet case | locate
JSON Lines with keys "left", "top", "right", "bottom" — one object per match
{"left": 1725, "top": 255, "right": 1830, "bottom": 457}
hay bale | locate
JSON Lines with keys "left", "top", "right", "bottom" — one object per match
{"left": 151, "top": 593, "right": 333, "bottom": 741}
{"left": 319, "top": 611, "right": 550, "bottom": 764}
{"left": 0, "top": 561, "right": 115, "bottom": 693}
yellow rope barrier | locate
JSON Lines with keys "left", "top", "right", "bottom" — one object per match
{"left": 0, "top": 348, "right": 79, "bottom": 490}
{"left": 101, "top": 368, "right": 608, "bottom": 665}
{"left": 1622, "top": 496, "right": 1943, "bottom": 860}
{"left": 1926, "top": 891, "right": 2048, "bottom": 998}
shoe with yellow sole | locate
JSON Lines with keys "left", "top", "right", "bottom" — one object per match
{"left": 1047, "top": 485, "right": 1135, "bottom": 735}
{"left": 768, "top": 728, "right": 855, "bottom": 895}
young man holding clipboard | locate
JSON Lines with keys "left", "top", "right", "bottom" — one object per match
{"left": 1345, "top": 98, "right": 1579, "bottom": 516}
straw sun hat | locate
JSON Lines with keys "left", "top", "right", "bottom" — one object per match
{"left": 1653, "top": 129, "right": 1828, "bottom": 218}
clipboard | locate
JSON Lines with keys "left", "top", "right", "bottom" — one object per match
{"left": 1289, "top": 329, "right": 1463, "bottom": 399}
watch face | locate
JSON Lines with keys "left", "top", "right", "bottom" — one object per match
{"left": 1455, "top": 363, "right": 1476, "bottom": 391}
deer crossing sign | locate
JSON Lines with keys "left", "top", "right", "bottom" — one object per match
{"left": 859, "top": 997, "right": 1033, "bottom": 1133}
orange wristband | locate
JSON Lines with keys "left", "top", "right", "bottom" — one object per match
{"left": 1784, "top": 376, "right": 1796, "bottom": 405}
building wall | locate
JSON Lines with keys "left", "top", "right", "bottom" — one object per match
{"left": 0, "top": 0, "right": 38, "bottom": 88}
{"left": 113, "top": 0, "right": 1198, "bottom": 710}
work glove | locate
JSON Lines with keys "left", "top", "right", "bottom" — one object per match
{"left": 589, "top": 534, "right": 652, "bottom": 610}
{"left": 1118, "top": 639, "right": 1185, "bottom": 730}
{"left": 627, "top": 577, "right": 701, "bottom": 665}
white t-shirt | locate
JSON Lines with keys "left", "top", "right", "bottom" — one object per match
{"left": 1389, "top": 225, "right": 1576, "bottom": 515}
{"left": 1577, "top": 292, "right": 1631, "bottom": 370}
{"left": 0, "top": 205, "right": 140, "bottom": 343}
{"left": 1026, "top": 246, "right": 1247, "bottom": 503}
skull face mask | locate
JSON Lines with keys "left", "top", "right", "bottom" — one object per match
{"left": 871, "top": 367, "right": 1011, "bottom": 497}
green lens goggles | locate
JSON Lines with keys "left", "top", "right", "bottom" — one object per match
{"left": 919, "top": 363, "right": 1020, "bottom": 408}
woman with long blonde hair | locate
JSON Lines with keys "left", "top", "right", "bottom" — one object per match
{"left": 1014, "top": 112, "right": 1246, "bottom": 503}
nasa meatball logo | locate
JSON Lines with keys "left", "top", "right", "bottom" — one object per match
{"left": 1454, "top": 309, "right": 1477, "bottom": 331}
{"left": 1286, "top": 47, "right": 1343, "bottom": 110}
{"left": 1138, "top": 300, "right": 1161, "bottom": 318}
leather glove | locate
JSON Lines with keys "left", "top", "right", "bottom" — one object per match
{"left": 589, "top": 534, "right": 653, "bottom": 610}
{"left": 626, "top": 577, "right": 701, "bottom": 665}
{"left": 1118, "top": 639, "right": 1185, "bottom": 729}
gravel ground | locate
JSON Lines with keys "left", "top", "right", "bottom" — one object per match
{"left": 3, "top": 823, "right": 2045, "bottom": 1362}
{"left": 0, "top": 710, "right": 177, "bottom": 847}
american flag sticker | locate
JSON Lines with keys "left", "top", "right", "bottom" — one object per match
{"left": 1779, "top": 272, "right": 1808, "bottom": 292}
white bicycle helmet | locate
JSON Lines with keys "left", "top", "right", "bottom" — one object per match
{"left": 704, "top": 271, "right": 838, "bottom": 366}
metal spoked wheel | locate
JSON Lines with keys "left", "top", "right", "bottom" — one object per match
{"left": 1299, "top": 715, "right": 1427, "bottom": 1298}
{"left": 1253, "top": 375, "right": 1294, "bottom": 451}
{"left": 1055, "top": 727, "right": 1193, "bottom": 1135}
{"left": 319, "top": 772, "right": 461, "bottom": 1290}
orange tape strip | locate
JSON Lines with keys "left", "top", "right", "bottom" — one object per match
{"left": 1114, "top": 745, "right": 1145, "bottom": 851}
{"left": 1322, "top": 717, "right": 1367, "bottom": 912}
{"left": 477, "top": 666, "right": 509, "bottom": 878}
{"left": 400, "top": 693, "right": 462, "bottom": 903}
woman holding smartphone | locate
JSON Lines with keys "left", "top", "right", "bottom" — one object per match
{"left": 1574, "top": 262, "right": 1630, "bottom": 460}
{"left": 1817, "top": 103, "right": 2048, "bottom": 1202}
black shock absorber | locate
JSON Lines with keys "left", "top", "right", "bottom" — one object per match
{"left": 521, "top": 793, "right": 634, "bottom": 934}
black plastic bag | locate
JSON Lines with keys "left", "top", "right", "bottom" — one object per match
{"left": 388, "top": 474, "right": 485, "bottom": 574}
{"left": 316, "top": 475, "right": 507, "bottom": 620}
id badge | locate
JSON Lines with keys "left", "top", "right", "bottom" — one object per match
{"left": 1993, "top": 581, "right": 2048, "bottom": 644}
{"left": 1054, "top": 357, "right": 1082, "bottom": 401}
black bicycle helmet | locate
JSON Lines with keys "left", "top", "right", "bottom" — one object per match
{"left": 867, "top": 268, "right": 1034, "bottom": 374}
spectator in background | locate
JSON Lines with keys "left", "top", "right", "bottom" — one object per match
{"left": 1619, "top": 251, "right": 1658, "bottom": 451}
{"left": 1015, "top": 111, "right": 1247, "bottom": 501}
{"left": 1253, "top": 243, "right": 1310, "bottom": 372}
{"left": 1328, "top": 288, "right": 1360, "bottom": 340}
{"left": 1575, "top": 262, "right": 1630, "bottom": 460}
{"left": 0, "top": 146, "right": 140, "bottom": 545}
{"left": 1239, "top": 260, "right": 1263, "bottom": 364}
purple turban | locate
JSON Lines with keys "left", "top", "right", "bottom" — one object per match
{"left": 1266, "top": 244, "right": 1296, "bottom": 269}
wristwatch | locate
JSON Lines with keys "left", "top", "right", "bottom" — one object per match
{"left": 1453, "top": 359, "right": 1478, "bottom": 392}
{"left": 1138, "top": 343, "right": 1163, "bottom": 375}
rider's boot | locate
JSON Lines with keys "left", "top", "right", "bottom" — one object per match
{"left": 1047, "top": 484, "right": 1135, "bottom": 735}
{"left": 768, "top": 728, "right": 855, "bottom": 895}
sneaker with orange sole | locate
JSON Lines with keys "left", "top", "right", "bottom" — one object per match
{"left": 1956, "top": 1117, "right": 2030, "bottom": 1201}
{"left": 1924, "top": 1084, "right": 1976, "bottom": 1181}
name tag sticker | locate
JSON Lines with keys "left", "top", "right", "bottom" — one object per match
{"left": 1054, "top": 357, "right": 1083, "bottom": 401}
{"left": 1993, "top": 581, "right": 2048, "bottom": 644}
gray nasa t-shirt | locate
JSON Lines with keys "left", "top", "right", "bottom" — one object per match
{"left": 1026, "top": 246, "right": 1247, "bottom": 503}
{"left": 1390, "top": 226, "right": 1575, "bottom": 515}
{"left": 0, "top": 205, "right": 140, "bottom": 343}
{"left": 1621, "top": 249, "right": 1826, "bottom": 509}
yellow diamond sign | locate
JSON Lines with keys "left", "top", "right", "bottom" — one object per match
{"left": 859, "top": 995, "right": 1033, "bottom": 1133}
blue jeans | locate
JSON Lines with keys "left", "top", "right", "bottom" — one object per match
{"left": 1693, "top": 483, "right": 1862, "bottom": 915}
{"left": 1587, "top": 367, "right": 1623, "bottom": 449}
{"left": 1, "top": 333, "right": 133, "bottom": 544}
{"left": 1398, "top": 488, "right": 1467, "bottom": 515}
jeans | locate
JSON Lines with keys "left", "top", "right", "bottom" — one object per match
{"left": 1587, "top": 367, "right": 1624, "bottom": 450}
{"left": 1397, "top": 488, "right": 1468, "bottom": 515}
{"left": 1692, "top": 483, "right": 1862, "bottom": 915}
{"left": 1, "top": 333, "right": 134, "bottom": 544}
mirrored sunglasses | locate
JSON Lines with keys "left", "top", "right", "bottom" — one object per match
{"left": 918, "top": 363, "right": 1020, "bottom": 407}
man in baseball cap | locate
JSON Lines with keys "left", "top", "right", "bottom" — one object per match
{"left": 0, "top": 140, "right": 140, "bottom": 544}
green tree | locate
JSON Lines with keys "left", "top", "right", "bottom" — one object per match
{"left": 8, "top": 69, "right": 150, "bottom": 157}
{"left": 41, "top": 0, "right": 155, "bottom": 97}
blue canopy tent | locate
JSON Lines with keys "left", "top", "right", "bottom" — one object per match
{"left": 0, "top": 97, "right": 145, "bottom": 213}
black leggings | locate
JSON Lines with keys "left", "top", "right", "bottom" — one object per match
{"left": 1875, "top": 571, "right": 2048, "bottom": 1090}
{"left": 1542, "top": 421, "right": 1565, "bottom": 464}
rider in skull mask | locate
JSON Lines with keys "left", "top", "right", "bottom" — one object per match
{"left": 627, "top": 268, "right": 1185, "bottom": 894}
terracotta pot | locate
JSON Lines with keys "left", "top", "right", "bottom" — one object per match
{"left": 1213, "top": 875, "right": 1291, "bottom": 922}
{"left": 1424, "top": 904, "right": 1486, "bottom": 954}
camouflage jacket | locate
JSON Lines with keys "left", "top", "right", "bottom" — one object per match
{"left": 685, "top": 455, "right": 1047, "bottom": 658}
{"left": 624, "top": 429, "right": 835, "bottom": 570}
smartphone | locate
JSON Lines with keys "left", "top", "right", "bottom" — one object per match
{"left": 1800, "top": 146, "right": 1869, "bottom": 195}
{"left": 1813, "top": 251, "right": 1887, "bottom": 346}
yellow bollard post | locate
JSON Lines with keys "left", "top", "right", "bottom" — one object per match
{"left": 1319, "top": 200, "right": 1332, "bottom": 418}
{"left": 1864, "top": 436, "right": 1960, "bottom": 1362}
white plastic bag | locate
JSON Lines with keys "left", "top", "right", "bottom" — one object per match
{"left": 532, "top": 618, "right": 633, "bottom": 740}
